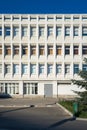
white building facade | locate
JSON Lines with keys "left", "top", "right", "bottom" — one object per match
{"left": 0, "top": 14, "right": 87, "bottom": 98}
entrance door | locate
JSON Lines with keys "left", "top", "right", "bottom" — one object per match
{"left": 44, "top": 84, "right": 53, "bottom": 97}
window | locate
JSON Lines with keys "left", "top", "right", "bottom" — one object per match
{"left": 74, "top": 64, "right": 79, "bottom": 74}
{"left": 65, "top": 64, "right": 70, "bottom": 74}
{"left": 13, "top": 27, "right": 19, "bottom": 37}
{"left": 65, "top": 45, "right": 70, "bottom": 55}
{"left": 82, "top": 46, "right": 87, "bottom": 55}
{"left": 82, "top": 27, "right": 87, "bottom": 36}
{"left": 39, "top": 64, "right": 44, "bottom": 74}
{"left": 56, "top": 17, "right": 62, "bottom": 21}
{"left": 56, "top": 27, "right": 62, "bottom": 36}
{"left": 82, "top": 17, "right": 87, "bottom": 21}
{"left": 65, "top": 17, "right": 71, "bottom": 21}
{"left": 39, "top": 45, "right": 45, "bottom": 55}
{"left": 0, "top": 27, "right": 2, "bottom": 36}
{"left": 22, "top": 64, "right": 28, "bottom": 74}
{"left": 48, "top": 64, "right": 53, "bottom": 74}
{"left": 56, "top": 45, "right": 62, "bottom": 55}
{"left": 14, "top": 64, "right": 19, "bottom": 74}
{"left": 0, "top": 83, "right": 4, "bottom": 93}
{"left": 23, "top": 83, "right": 38, "bottom": 95}
{"left": 73, "top": 27, "right": 79, "bottom": 36}
{"left": 0, "top": 45, "right": 2, "bottom": 54}
{"left": 30, "top": 45, "right": 36, "bottom": 55}
{"left": 13, "top": 46, "right": 19, "bottom": 55}
{"left": 30, "top": 64, "right": 36, "bottom": 74}
{"left": 48, "top": 26, "right": 53, "bottom": 36}
{"left": 74, "top": 46, "right": 79, "bottom": 55}
{"left": 30, "top": 27, "right": 36, "bottom": 37}
{"left": 83, "top": 64, "right": 87, "bottom": 71}
{"left": 0, "top": 64, "right": 2, "bottom": 73}
{"left": 5, "top": 27, "right": 10, "bottom": 36}
{"left": 30, "top": 17, "right": 37, "bottom": 21}
{"left": 48, "top": 45, "right": 53, "bottom": 55}
{"left": 5, "top": 83, "right": 19, "bottom": 94}
{"left": 22, "top": 45, "right": 28, "bottom": 55}
{"left": 47, "top": 17, "right": 54, "bottom": 21}
{"left": 39, "top": 27, "right": 45, "bottom": 37}
{"left": 56, "top": 64, "right": 62, "bottom": 74}
{"left": 5, "top": 45, "right": 11, "bottom": 55}
{"left": 22, "top": 26, "right": 27, "bottom": 37}
{"left": 65, "top": 27, "right": 70, "bottom": 36}
{"left": 5, "top": 64, "right": 11, "bottom": 74}
{"left": 73, "top": 17, "right": 79, "bottom": 21}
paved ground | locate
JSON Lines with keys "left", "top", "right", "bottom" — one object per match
{"left": 0, "top": 97, "right": 58, "bottom": 107}
{"left": 0, "top": 106, "right": 87, "bottom": 130}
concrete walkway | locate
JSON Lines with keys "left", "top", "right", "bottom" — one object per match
{"left": 0, "top": 97, "right": 58, "bottom": 107}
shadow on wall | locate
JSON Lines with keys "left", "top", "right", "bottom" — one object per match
{"left": 0, "top": 93, "right": 12, "bottom": 98}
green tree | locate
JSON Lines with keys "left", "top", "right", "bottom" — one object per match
{"left": 72, "top": 58, "right": 87, "bottom": 110}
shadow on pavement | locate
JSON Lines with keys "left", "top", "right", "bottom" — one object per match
{"left": 48, "top": 116, "right": 76, "bottom": 128}
{"left": 0, "top": 107, "right": 31, "bottom": 115}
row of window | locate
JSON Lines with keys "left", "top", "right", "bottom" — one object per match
{"left": 0, "top": 63, "right": 87, "bottom": 75}
{"left": 0, "top": 26, "right": 87, "bottom": 37}
{"left": 0, "top": 83, "right": 38, "bottom": 95}
{"left": 0, "top": 45, "right": 87, "bottom": 56}
{"left": 1, "top": 15, "right": 87, "bottom": 22}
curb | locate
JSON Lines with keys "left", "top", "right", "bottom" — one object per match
{"left": 57, "top": 103, "right": 87, "bottom": 121}
{"left": 56, "top": 103, "right": 73, "bottom": 116}
{"left": 0, "top": 104, "right": 57, "bottom": 108}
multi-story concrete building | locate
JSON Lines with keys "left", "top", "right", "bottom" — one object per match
{"left": 0, "top": 14, "right": 86, "bottom": 98}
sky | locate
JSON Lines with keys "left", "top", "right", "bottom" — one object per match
{"left": 0, "top": 0, "right": 87, "bottom": 14}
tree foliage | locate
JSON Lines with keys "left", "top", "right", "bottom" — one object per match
{"left": 72, "top": 58, "right": 87, "bottom": 107}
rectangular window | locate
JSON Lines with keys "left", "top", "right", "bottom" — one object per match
{"left": 0, "top": 83, "right": 4, "bottom": 93}
{"left": 48, "top": 27, "right": 53, "bottom": 36}
{"left": 0, "top": 64, "right": 2, "bottom": 73}
{"left": 83, "top": 64, "right": 87, "bottom": 71}
{"left": 73, "top": 27, "right": 79, "bottom": 36}
{"left": 24, "top": 83, "right": 38, "bottom": 95}
{"left": 5, "top": 27, "right": 10, "bottom": 36}
{"left": 39, "top": 45, "right": 45, "bottom": 55}
{"left": 30, "top": 64, "right": 36, "bottom": 74}
{"left": 56, "top": 64, "right": 62, "bottom": 74}
{"left": 0, "top": 45, "right": 2, "bottom": 54}
{"left": 74, "top": 64, "right": 79, "bottom": 74}
{"left": 13, "top": 46, "right": 19, "bottom": 55}
{"left": 56, "top": 45, "right": 62, "bottom": 55}
{"left": 22, "top": 64, "right": 28, "bottom": 74}
{"left": 30, "top": 45, "right": 36, "bottom": 55}
{"left": 13, "top": 27, "right": 19, "bottom": 37}
{"left": 82, "top": 27, "right": 87, "bottom": 36}
{"left": 22, "top": 45, "right": 28, "bottom": 55}
{"left": 65, "top": 64, "right": 70, "bottom": 74}
{"left": 30, "top": 27, "right": 36, "bottom": 37}
{"left": 39, "top": 27, "right": 45, "bottom": 37}
{"left": 22, "top": 26, "right": 27, "bottom": 37}
{"left": 74, "top": 46, "right": 79, "bottom": 55}
{"left": 5, "top": 45, "right": 11, "bottom": 55}
{"left": 48, "top": 45, "right": 53, "bottom": 55}
{"left": 82, "top": 46, "right": 87, "bottom": 55}
{"left": 39, "top": 64, "right": 45, "bottom": 74}
{"left": 48, "top": 64, "right": 53, "bottom": 74}
{"left": 65, "top": 45, "right": 70, "bottom": 55}
{"left": 56, "top": 27, "right": 62, "bottom": 36}
{"left": 0, "top": 27, "right": 2, "bottom": 36}
{"left": 65, "top": 27, "right": 70, "bottom": 36}
{"left": 14, "top": 64, "right": 19, "bottom": 74}
{"left": 5, "top": 64, "right": 11, "bottom": 74}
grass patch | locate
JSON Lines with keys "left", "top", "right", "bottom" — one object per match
{"left": 59, "top": 100, "right": 87, "bottom": 118}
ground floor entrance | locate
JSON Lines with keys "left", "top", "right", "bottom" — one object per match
{"left": 0, "top": 80, "right": 82, "bottom": 98}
